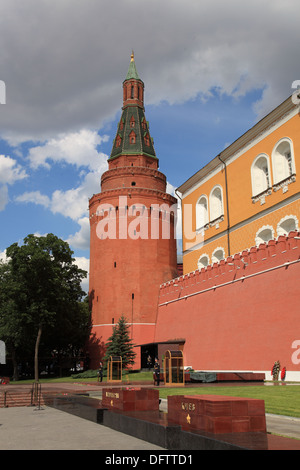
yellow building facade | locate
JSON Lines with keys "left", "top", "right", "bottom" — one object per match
{"left": 178, "top": 95, "right": 300, "bottom": 274}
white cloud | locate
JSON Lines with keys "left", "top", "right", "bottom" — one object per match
{"left": 15, "top": 191, "right": 50, "bottom": 208}
{"left": 0, "top": 155, "right": 27, "bottom": 185}
{"left": 15, "top": 129, "right": 109, "bottom": 222}
{"left": 67, "top": 217, "right": 90, "bottom": 250}
{"left": 0, "top": 250, "right": 8, "bottom": 263}
{"left": 74, "top": 256, "right": 90, "bottom": 293}
{"left": 16, "top": 167, "right": 103, "bottom": 221}
{"left": 74, "top": 256, "right": 89, "bottom": 272}
{"left": 50, "top": 164, "right": 105, "bottom": 221}
{"left": 51, "top": 186, "right": 88, "bottom": 221}
{"left": 27, "top": 129, "right": 109, "bottom": 171}
{"left": 0, "top": 155, "right": 27, "bottom": 210}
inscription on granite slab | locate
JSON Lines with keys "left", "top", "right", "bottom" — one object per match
{"left": 168, "top": 395, "right": 266, "bottom": 434}
{"left": 102, "top": 387, "right": 159, "bottom": 412}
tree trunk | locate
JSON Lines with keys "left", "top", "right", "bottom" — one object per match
{"left": 34, "top": 325, "right": 42, "bottom": 384}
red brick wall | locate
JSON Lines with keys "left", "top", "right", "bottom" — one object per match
{"left": 155, "top": 232, "right": 300, "bottom": 379}
{"left": 101, "top": 167, "right": 166, "bottom": 193}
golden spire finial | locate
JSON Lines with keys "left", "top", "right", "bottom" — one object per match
{"left": 131, "top": 50, "right": 134, "bottom": 62}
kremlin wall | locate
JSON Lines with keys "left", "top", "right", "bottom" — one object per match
{"left": 155, "top": 231, "right": 300, "bottom": 382}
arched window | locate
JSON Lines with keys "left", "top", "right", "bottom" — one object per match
{"left": 144, "top": 133, "right": 150, "bottom": 146}
{"left": 209, "top": 186, "right": 223, "bottom": 222}
{"left": 277, "top": 215, "right": 298, "bottom": 237}
{"left": 255, "top": 226, "right": 274, "bottom": 246}
{"left": 251, "top": 154, "right": 270, "bottom": 197}
{"left": 196, "top": 195, "right": 208, "bottom": 230}
{"left": 130, "top": 115, "right": 135, "bottom": 128}
{"left": 141, "top": 117, "right": 147, "bottom": 131}
{"left": 115, "top": 134, "right": 122, "bottom": 148}
{"left": 197, "top": 254, "right": 209, "bottom": 270}
{"left": 272, "top": 138, "right": 295, "bottom": 185}
{"left": 129, "top": 130, "right": 136, "bottom": 144}
{"left": 212, "top": 247, "right": 225, "bottom": 263}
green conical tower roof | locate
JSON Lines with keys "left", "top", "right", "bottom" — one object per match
{"left": 125, "top": 51, "right": 141, "bottom": 81}
{"left": 110, "top": 107, "right": 157, "bottom": 160}
{"left": 109, "top": 53, "right": 157, "bottom": 162}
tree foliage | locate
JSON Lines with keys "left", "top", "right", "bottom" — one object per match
{"left": 103, "top": 315, "right": 136, "bottom": 370}
{"left": 0, "top": 233, "right": 90, "bottom": 380}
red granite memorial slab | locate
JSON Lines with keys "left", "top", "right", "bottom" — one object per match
{"left": 102, "top": 387, "right": 159, "bottom": 412}
{"left": 167, "top": 395, "right": 266, "bottom": 434}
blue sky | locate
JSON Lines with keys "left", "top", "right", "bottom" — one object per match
{"left": 0, "top": 0, "right": 299, "bottom": 291}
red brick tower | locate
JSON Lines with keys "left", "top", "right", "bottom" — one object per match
{"left": 88, "top": 53, "right": 178, "bottom": 368}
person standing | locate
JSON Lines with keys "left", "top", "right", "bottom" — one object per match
{"left": 154, "top": 358, "right": 160, "bottom": 386}
{"left": 271, "top": 360, "right": 280, "bottom": 381}
{"left": 97, "top": 361, "right": 103, "bottom": 382}
{"left": 147, "top": 354, "right": 152, "bottom": 370}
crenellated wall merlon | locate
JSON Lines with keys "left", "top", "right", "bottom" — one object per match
{"left": 159, "top": 231, "right": 300, "bottom": 299}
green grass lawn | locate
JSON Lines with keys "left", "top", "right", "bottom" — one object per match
{"left": 9, "top": 369, "right": 154, "bottom": 384}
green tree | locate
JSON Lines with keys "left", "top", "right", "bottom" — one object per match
{"left": 0, "top": 260, "right": 33, "bottom": 379}
{"left": 103, "top": 315, "right": 136, "bottom": 370}
{"left": 1, "top": 233, "right": 88, "bottom": 383}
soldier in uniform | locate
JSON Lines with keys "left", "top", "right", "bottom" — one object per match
{"left": 271, "top": 360, "right": 280, "bottom": 381}
{"left": 97, "top": 361, "right": 103, "bottom": 382}
{"left": 154, "top": 357, "right": 160, "bottom": 386}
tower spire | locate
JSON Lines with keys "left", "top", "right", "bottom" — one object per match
{"left": 109, "top": 54, "right": 156, "bottom": 162}
{"left": 125, "top": 51, "right": 141, "bottom": 81}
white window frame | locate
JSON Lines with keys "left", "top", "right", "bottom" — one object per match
{"left": 209, "top": 185, "right": 224, "bottom": 223}
{"left": 277, "top": 215, "right": 299, "bottom": 237}
{"left": 211, "top": 247, "right": 225, "bottom": 264}
{"left": 255, "top": 225, "right": 274, "bottom": 246}
{"left": 197, "top": 254, "right": 210, "bottom": 270}
{"left": 251, "top": 154, "right": 271, "bottom": 198}
{"left": 272, "top": 138, "right": 296, "bottom": 186}
{"left": 196, "top": 195, "right": 209, "bottom": 231}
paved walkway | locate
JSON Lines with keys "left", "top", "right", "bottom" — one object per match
{"left": 1, "top": 403, "right": 299, "bottom": 451}
{"left": 0, "top": 405, "right": 165, "bottom": 450}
